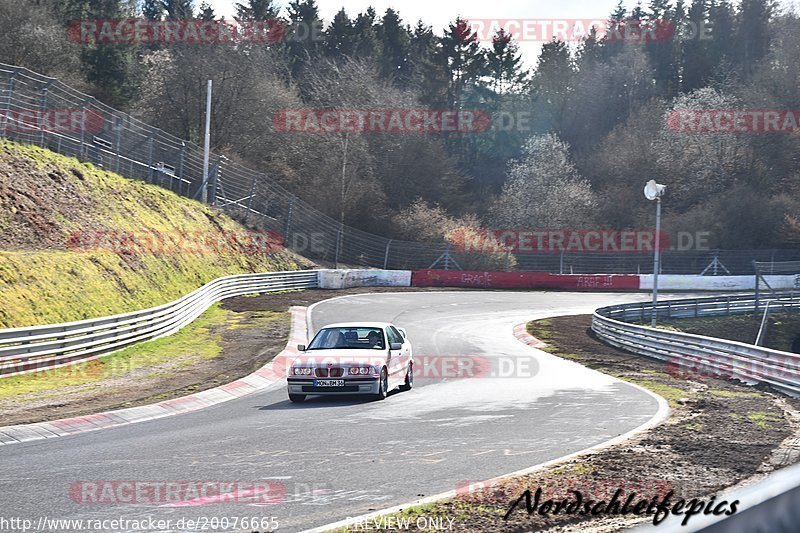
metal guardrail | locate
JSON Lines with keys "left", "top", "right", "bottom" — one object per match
{"left": 592, "top": 292, "right": 800, "bottom": 398}
{"left": 0, "top": 270, "right": 318, "bottom": 377}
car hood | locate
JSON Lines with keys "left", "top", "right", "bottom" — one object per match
{"left": 290, "top": 348, "right": 388, "bottom": 367}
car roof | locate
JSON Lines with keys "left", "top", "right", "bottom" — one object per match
{"left": 319, "top": 322, "right": 395, "bottom": 330}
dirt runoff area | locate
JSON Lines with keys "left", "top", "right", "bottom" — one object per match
{"left": 0, "top": 287, "right": 444, "bottom": 426}
{"left": 345, "top": 314, "right": 800, "bottom": 533}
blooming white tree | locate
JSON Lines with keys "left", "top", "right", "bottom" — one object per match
{"left": 490, "top": 134, "right": 596, "bottom": 228}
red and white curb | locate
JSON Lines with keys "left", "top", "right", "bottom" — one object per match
{"left": 303, "top": 317, "right": 670, "bottom": 533}
{"left": 0, "top": 306, "right": 308, "bottom": 446}
{"left": 512, "top": 321, "right": 548, "bottom": 349}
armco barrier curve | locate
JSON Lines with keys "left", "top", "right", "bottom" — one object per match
{"left": 0, "top": 271, "right": 317, "bottom": 378}
{"left": 0, "top": 268, "right": 416, "bottom": 378}
{"left": 591, "top": 292, "right": 800, "bottom": 397}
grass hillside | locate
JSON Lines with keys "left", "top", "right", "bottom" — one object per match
{"left": 0, "top": 140, "right": 313, "bottom": 328}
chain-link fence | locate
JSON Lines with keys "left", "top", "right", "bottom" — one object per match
{"left": 2, "top": 62, "right": 799, "bottom": 273}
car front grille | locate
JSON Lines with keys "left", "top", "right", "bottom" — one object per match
{"left": 302, "top": 386, "right": 360, "bottom": 393}
{"left": 315, "top": 367, "right": 345, "bottom": 377}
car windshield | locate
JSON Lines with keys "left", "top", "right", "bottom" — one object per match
{"left": 307, "top": 327, "right": 385, "bottom": 350}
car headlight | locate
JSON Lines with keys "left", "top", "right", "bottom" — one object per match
{"left": 348, "top": 367, "right": 373, "bottom": 375}
{"left": 293, "top": 367, "right": 312, "bottom": 375}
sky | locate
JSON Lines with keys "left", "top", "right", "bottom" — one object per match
{"left": 206, "top": 0, "right": 799, "bottom": 68}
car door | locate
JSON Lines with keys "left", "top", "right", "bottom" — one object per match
{"left": 385, "top": 327, "right": 405, "bottom": 386}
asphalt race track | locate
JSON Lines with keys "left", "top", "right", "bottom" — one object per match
{"left": 0, "top": 291, "right": 665, "bottom": 532}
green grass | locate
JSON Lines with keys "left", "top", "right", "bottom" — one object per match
{"left": 747, "top": 411, "right": 783, "bottom": 429}
{"left": 0, "top": 140, "right": 307, "bottom": 328}
{"left": 633, "top": 379, "right": 688, "bottom": 407}
{"left": 0, "top": 303, "right": 232, "bottom": 400}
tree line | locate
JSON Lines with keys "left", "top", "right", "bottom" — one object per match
{"left": 1, "top": 0, "right": 799, "bottom": 250}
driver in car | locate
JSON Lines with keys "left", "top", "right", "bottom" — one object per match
{"left": 367, "top": 330, "right": 384, "bottom": 349}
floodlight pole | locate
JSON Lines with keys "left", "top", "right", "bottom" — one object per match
{"left": 652, "top": 196, "right": 662, "bottom": 327}
{"left": 201, "top": 79, "right": 212, "bottom": 204}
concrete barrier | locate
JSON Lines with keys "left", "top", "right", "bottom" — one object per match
{"left": 640, "top": 274, "right": 800, "bottom": 291}
{"left": 318, "top": 269, "right": 412, "bottom": 289}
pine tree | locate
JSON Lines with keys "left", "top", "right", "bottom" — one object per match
{"left": 707, "top": 0, "right": 735, "bottom": 75}
{"left": 486, "top": 30, "right": 527, "bottom": 94}
{"left": 324, "top": 8, "right": 355, "bottom": 58}
{"left": 376, "top": 8, "right": 412, "bottom": 86}
{"left": 409, "top": 21, "right": 444, "bottom": 105}
{"left": 285, "top": 0, "right": 322, "bottom": 77}
{"left": 530, "top": 40, "right": 574, "bottom": 133}
{"left": 352, "top": 7, "right": 379, "bottom": 60}
{"left": 162, "top": 0, "right": 194, "bottom": 20}
{"left": 645, "top": 0, "right": 679, "bottom": 96}
{"left": 438, "top": 17, "right": 486, "bottom": 109}
{"left": 142, "top": 0, "right": 163, "bottom": 20}
{"left": 197, "top": 1, "right": 215, "bottom": 21}
{"left": 734, "top": 0, "right": 774, "bottom": 74}
{"left": 235, "top": 0, "right": 279, "bottom": 20}
{"left": 682, "top": 0, "right": 711, "bottom": 91}
{"left": 78, "top": 0, "right": 137, "bottom": 106}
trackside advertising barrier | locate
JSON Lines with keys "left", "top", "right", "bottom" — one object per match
{"left": 412, "top": 270, "right": 641, "bottom": 290}
{"left": 412, "top": 271, "right": 800, "bottom": 291}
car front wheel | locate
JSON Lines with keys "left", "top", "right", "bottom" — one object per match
{"left": 373, "top": 368, "right": 388, "bottom": 401}
{"left": 399, "top": 362, "right": 413, "bottom": 391}
{"left": 289, "top": 394, "right": 306, "bottom": 403}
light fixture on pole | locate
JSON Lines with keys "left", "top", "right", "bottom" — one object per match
{"left": 644, "top": 180, "right": 666, "bottom": 327}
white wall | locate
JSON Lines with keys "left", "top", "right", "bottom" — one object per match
{"left": 318, "top": 269, "right": 412, "bottom": 289}
{"left": 639, "top": 275, "right": 800, "bottom": 291}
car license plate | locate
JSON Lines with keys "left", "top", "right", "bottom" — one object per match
{"left": 314, "top": 379, "right": 345, "bottom": 387}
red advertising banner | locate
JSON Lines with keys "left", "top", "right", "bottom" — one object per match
{"left": 411, "top": 270, "right": 641, "bottom": 290}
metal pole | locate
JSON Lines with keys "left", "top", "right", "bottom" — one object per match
{"left": 114, "top": 113, "right": 122, "bottom": 173}
{"left": 284, "top": 199, "right": 294, "bottom": 240}
{"left": 334, "top": 226, "right": 342, "bottom": 268}
{"left": 201, "top": 79, "right": 212, "bottom": 204}
{"left": 39, "top": 80, "right": 54, "bottom": 147}
{"left": 147, "top": 134, "right": 154, "bottom": 182}
{"left": 246, "top": 174, "right": 257, "bottom": 222}
{"left": 177, "top": 142, "right": 185, "bottom": 195}
{"left": 651, "top": 197, "right": 662, "bottom": 327}
{"left": 79, "top": 97, "right": 90, "bottom": 160}
{"left": 383, "top": 240, "right": 393, "bottom": 270}
{"left": 1, "top": 71, "right": 17, "bottom": 139}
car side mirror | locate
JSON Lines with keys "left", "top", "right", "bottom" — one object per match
{"left": 390, "top": 343, "right": 402, "bottom": 351}
{"left": 297, "top": 344, "right": 306, "bottom": 352}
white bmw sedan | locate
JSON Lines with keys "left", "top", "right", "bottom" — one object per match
{"left": 286, "top": 322, "right": 413, "bottom": 402}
